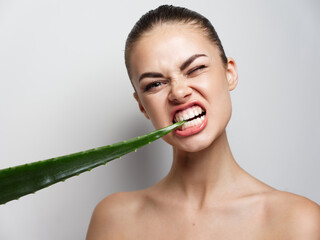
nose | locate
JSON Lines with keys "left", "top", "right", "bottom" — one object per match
{"left": 168, "top": 80, "right": 192, "bottom": 104}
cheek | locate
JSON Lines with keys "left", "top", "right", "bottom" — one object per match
{"left": 194, "top": 70, "right": 230, "bottom": 103}
{"left": 140, "top": 94, "right": 168, "bottom": 129}
{"left": 198, "top": 71, "right": 232, "bottom": 123}
{"left": 211, "top": 85, "right": 233, "bottom": 133}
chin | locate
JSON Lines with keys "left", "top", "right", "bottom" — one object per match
{"left": 163, "top": 131, "right": 220, "bottom": 153}
{"left": 180, "top": 142, "right": 211, "bottom": 153}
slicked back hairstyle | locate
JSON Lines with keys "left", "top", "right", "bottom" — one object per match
{"left": 125, "top": 5, "right": 228, "bottom": 78}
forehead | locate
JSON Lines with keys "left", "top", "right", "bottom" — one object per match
{"left": 129, "top": 23, "right": 218, "bottom": 80}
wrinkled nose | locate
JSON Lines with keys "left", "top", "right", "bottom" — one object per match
{"left": 168, "top": 81, "right": 192, "bottom": 104}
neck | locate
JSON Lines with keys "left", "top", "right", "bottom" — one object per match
{"left": 164, "top": 130, "right": 244, "bottom": 207}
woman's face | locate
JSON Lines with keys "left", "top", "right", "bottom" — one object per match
{"left": 129, "top": 23, "right": 238, "bottom": 152}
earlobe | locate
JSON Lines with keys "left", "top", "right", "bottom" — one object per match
{"left": 226, "top": 57, "right": 238, "bottom": 91}
{"left": 133, "top": 92, "right": 150, "bottom": 119}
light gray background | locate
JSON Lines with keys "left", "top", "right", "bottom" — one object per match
{"left": 0, "top": 0, "right": 319, "bottom": 239}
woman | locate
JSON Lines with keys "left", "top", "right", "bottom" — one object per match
{"left": 87, "top": 5, "right": 320, "bottom": 239}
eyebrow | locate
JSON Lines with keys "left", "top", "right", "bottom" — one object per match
{"left": 138, "top": 54, "right": 208, "bottom": 82}
{"left": 180, "top": 54, "right": 208, "bottom": 71}
{"left": 138, "top": 72, "right": 164, "bottom": 82}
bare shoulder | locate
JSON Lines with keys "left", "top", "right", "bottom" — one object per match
{"left": 86, "top": 191, "right": 147, "bottom": 240}
{"left": 263, "top": 190, "right": 320, "bottom": 239}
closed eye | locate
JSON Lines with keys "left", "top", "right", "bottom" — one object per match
{"left": 187, "top": 65, "right": 207, "bottom": 76}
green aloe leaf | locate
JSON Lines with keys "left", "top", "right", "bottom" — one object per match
{"left": 0, "top": 121, "right": 184, "bottom": 205}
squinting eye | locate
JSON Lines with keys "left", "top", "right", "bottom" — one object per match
{"left": 187, "top": 65, "right": 207, "bottom": 76}
{"left": 144, "top": 81, "right": 164, "bottom": 92}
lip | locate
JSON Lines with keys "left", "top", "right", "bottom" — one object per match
{"left": 171, "top": 100, "right": 207, "bottom": 137}
{"left": 171, "top": 100, "right": 206, "bottom": 122}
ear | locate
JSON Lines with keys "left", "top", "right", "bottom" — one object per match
{"left": 133, "top": 92, "right": 150, "bottom": 119}
{"left": 225, "top": 57, "right": 238, "bottom": 91}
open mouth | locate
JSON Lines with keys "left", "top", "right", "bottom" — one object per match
{"left": 173, "top": 105, "right": 206, "bottom": 131}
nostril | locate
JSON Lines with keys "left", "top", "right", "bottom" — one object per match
{"left": 168, "top": 84, "right": 192, "bottom": 103}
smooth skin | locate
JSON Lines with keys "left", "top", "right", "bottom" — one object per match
{"left": 87, "top": 23, "right": 320, "bottom": 239}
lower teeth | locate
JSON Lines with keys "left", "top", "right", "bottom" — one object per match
{"left": 181, "top": 115, "right": 205, "bottom": 130}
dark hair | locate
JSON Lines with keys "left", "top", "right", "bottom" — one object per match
{"left": 125, "top": 5, "right": 228, "bottom": 77}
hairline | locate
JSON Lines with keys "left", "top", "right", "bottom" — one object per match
{"left": 126, "top": 20, "right": 223, "bottom": 81}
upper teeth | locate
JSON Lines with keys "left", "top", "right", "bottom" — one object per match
{"left": 174, "top": 105, "right": 205, "bottom": 122}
